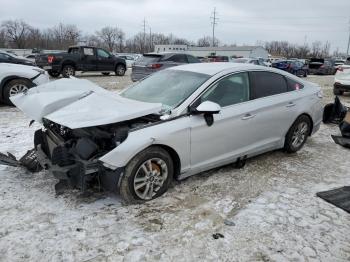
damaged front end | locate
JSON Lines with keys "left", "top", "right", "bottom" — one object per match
{"left": 35, "top": 115, "right": 160, "bottom": 194}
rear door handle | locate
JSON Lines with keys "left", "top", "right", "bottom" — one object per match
{"left": 286, "top": 102, "right": 296, "bottom": 108}
{"left": 241, "top": 113, "right": 256, "bottom": 120}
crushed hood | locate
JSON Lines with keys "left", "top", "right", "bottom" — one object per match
{"left": 10, "top": 78, "right": 162, "bottom": 129}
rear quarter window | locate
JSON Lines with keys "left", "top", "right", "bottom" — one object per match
{"left": 287, "top": 78, "right": 304, "bottom": 91}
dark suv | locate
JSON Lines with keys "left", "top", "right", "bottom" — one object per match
{"left": 131, "top": 53, "right": 200, "bottom": 82}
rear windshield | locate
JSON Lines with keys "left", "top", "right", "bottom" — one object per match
{"left": 137, "top": 55, "right": 161, "bottom": 64}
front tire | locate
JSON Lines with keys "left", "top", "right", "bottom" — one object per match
{"left": 284, "top": 115, "right": 311, "bottom": 153}
{"left": 3, "top": 79, "right": 33, "bottom": 106}
{"left": 62, "top": 65, "right": 75, "bottom": 78}
{"left": 119, "top": 146, "right": 173, "bottom": 204}
{"left": 115, "top": 64, "right": 126, "bottom": 76}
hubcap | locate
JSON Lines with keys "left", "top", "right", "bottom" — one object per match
{"left": 65, "top": 67, "right": 74, "bottom": 76}
{"left": 9, "top": 84, "right": 28, "bottom": 96}
{"left": 117, "top": 66, "right": 125, "bottom": 75}
{"left": 133, "top": 158, "right": 168, "bottom": 200}
{"left": 291, "top": 122, "right": 308, "bottom": 148}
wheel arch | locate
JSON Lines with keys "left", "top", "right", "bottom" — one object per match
{"left": 61, "top": 60, "right": 76, "bottom": 70}
{"left": 151, "top": 144, "right": 181, "bottom": 179}
{"left": 0, "top": 76, "right": 33, "bottom": 101}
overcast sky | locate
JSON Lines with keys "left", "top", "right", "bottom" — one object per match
{"left": 1, "top": 0, "right": 349, "bottom": 52}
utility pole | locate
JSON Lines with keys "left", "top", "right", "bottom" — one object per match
{"left": 142, "top": 18, "right": 146, "bottom": 53}
{"left": 347, "top": 18, "right": 350, "bottom": 56}
{"left": 149, "top": 27, "right": 152, "bottom": 52}
{"left": 210, "top": 7, "right": 218, "bottom": 47}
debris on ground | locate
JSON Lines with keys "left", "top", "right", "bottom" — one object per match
{"left": 212, "top": 233, "right": 225, "bottom": 239}
{"left": 0, "top": 149, "right": 42, "bottom": 172}
{"left": 317, "top": 186, "right": 350, "bottom": 213}
{"left": 323, "top": 96, "right": 348, "bottom": 124}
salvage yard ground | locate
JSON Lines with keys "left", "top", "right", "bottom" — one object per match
{"left": 1, "top": 72, "right": 350, "bottom": 261}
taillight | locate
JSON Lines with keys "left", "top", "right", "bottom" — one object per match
{"left": 148, "top": 63, "right": 163, "bottom": 69}
{"left": 47, "top": 55, "right": 55, "bottom": 63}
{"left": 338, "top": 67, "right": 344, "bottom": 72}
{"left": 320, "top": 64, "right": 325, "bottom": 68}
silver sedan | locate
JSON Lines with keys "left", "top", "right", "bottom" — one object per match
{"left": 11, "top": 63, "right": 323, "bottom": 203}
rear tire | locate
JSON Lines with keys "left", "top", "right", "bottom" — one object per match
{"left": 3, "top": 79, "right": 33, "bottom": 106}
{"left": 119, "top": 146, "right": 173, "bottom": 204}
{"left": 102, "top": 72, "right": 110, "bottom": 76}
{"left": 115, "top": 64, "right": 126, "bottom": 76}
{"left": 284, "top": 115, "right": 311, "bottom": 153}
{"left": 62, "top": 65, "right": 75, "bottom": 78}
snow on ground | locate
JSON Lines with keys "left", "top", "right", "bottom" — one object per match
{"left": 1, "top": 74, "right": 350, "bottom": 261}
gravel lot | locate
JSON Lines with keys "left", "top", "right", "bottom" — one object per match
{"left": 1, "top": 72, "right": 350, "bottom": 262}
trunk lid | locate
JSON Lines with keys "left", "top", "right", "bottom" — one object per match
{"left": 10, "top": 78, "right": 162, "bottom": 129}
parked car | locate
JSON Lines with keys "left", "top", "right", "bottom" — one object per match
{"left": 25, "top": 54, "right": 37, "bottom": 63}
{"left": 334, "top": 59, "right": 345, "bottom": 72}
{"left": 131, "top": 52, "right": 200, "bottom": 81}
{"left": 117, "top": 55, "right": 137, "bottom": 68}
{"left": 11, "top": 63, "right": 323, "bottom": 203}
{"left": 0, "top": 50, "right": 35, "bottom": 66}
{"left": 207, "top": 56, "right": 229, "bottom": 62}
{"left": 272, "top": 60, "right": 308, "bottom": 77}
{"left": 0, "top": 63, "right": 49, "bottom": 106}
{"left": 231, "top": 58, "right": 266, "bottom": 66}
{"left": 308, "top": 58, "right": 335, "bottom": 75}
{"left": 35, "top": 46, "right": 127, "bottom": 78}
{"left": 333, "top": 58, "right": 350, "bottom": 95}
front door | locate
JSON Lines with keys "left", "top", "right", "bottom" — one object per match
{"left": 189, "top": 72, "right": 257, "bottom": 173}
{"left": 97, "top": 48, "right": 115, "bottom": 71}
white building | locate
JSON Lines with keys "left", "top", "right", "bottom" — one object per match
{"left": 154, "top": 45, "right": 269, "bottom": 59}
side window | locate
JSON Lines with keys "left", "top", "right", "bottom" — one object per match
{"left": 83, "top": 48, "right": 94, "bottom": 56}
{"left": 187, "top": 55, "right": 200, "bottom": 63}
{"left": 251, "top": 71, "right": 288, "bottom": 99}
{"left": 201, "top": 72, "right": 250, "bottom": 107}
{"left": 169, "top": 54, "right": 187, "bottom": 63}
{"left": 0, "top": 53, "right": 10, "bottom": 61}
{"left": 287, "top": 78, "right": 304, "bottom": 91}
{"left": 97, "top": 49, "right": 110, "bottom": 58}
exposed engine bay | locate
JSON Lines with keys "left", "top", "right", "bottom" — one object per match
{"left": 33, "top": 114, "right": 161, "bottom": 193}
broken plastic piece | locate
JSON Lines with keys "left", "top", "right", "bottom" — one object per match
{"left": 323, "top": 96, "right": 348, "bottom": 124}
{"left": 0, "top": 149, "right": 42, "bottom": 172}
{"left": 331, "top": 135, "right": 350, "bottom": 149}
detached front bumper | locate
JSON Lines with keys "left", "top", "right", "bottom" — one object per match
{"left": 34, "top": 129, "right": 123, "bottom": 192}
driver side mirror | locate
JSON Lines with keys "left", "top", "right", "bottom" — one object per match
{"left": 195, "top": 101, "right": 221, "bottom": 114}
{"left": 191, "top": 101, "right": 221, "bottom": 127}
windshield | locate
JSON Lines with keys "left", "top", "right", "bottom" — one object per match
{"left": 121, "top": 69, "right": 210, "bottom": 112}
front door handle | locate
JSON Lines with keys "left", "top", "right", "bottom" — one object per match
{"left": 286, "top": 102, "right": 296, "bottom": 108}
{"left": 241, "top": 113, "right": 256, "bottom": 120}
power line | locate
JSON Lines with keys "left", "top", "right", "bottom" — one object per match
{"left": 210, "top": 7, "right": 218, "bottom": 47}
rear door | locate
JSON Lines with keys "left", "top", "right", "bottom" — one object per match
{"left": 80, "top": 47, "right": 97, "bottom": 71}
{"left": 248, "top": 71, "right": 301, "bottom": 150}
{"left": 96, "top": 48, "right": 115, "bottom": 71}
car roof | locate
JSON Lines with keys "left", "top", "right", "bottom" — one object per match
{"left": 170, "top": 62, "right": 268, "bottom": 76}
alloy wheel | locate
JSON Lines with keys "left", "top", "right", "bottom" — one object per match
{"left": 291, "top": 122, "right": 308, "bottom": 148}
{"left": 133, "top": 158, "right": 168, "bottom": 200}
{"left": 9, "top": 84, "right": 29, "bottom": 96}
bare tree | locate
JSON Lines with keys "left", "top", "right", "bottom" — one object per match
{"left": 50, "top": 23, "right": 80, "bottom": 49}
{"left": 197, "top": 36, "right": 219, "bottom": 47}
{"left": 0, "top": 29, "right": 6, "bottom": 47}
{"left": 96, "top": 26, "right": 124, "bottom": 52}
{"left": 1, "top": 20, "right": 32, "bottom": 48}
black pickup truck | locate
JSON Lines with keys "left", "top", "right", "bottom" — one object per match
{"left": 35, "top": 46, "right": 127, "bottom": 77}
